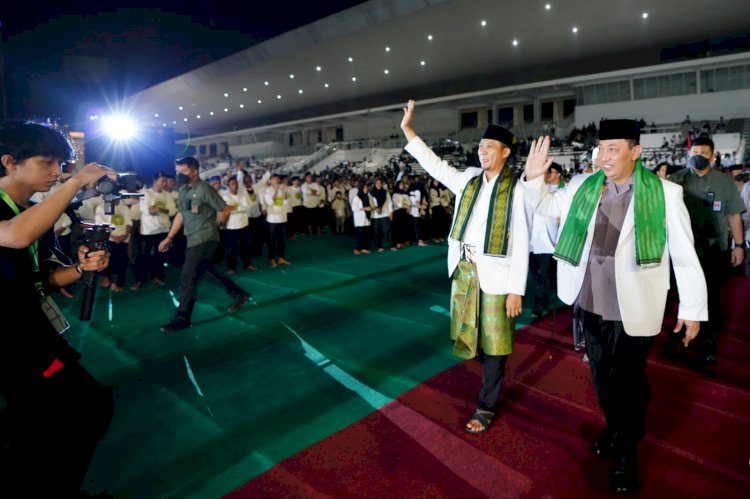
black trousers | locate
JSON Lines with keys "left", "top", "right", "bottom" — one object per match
{"left": 354, "top": 226, "right": 371, "bottom": 251}
{"left": 372, "top": 217, "right": 391, "bottom": 249}
{"left": 224, "top": 227, "right": 252, "bottom": 270}
{"left": 104, "top": 240, "right": 129, "bottom": 287}
{"left": 529, "top": 253, "right": 557, "bottom": 314}
{"left": 134, "top": 233, "right": 168, "bottom": 282}
{"left": 176, "top": 241, "right": 246, "bottom": 321}
{"left": 477, "top": 353, "right": 508, "bottom": 412}
{"left": 268, "top": 223, "right": 286, "bottom": 260}
{"left": 582, "top": 309, "right": 652, "bottom": 444}
{"left": 694, "top": 240, "right": 730, "bottom": 356}
{"left": 0, "top": 357, "right": 113, "bottom": 494}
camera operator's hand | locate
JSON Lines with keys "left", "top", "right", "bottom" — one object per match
{"left": 77, "top": 245, "right": 110, "bottom": 272}
{"left": 73, "top": 162, "right": 118, "bottom": 190}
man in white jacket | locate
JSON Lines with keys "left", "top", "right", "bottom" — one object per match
{"left": 401, "top": 100, "right": 528, "bottom": 435}
{"left": 522, "top": 120, "right": 707, "bottom": 495}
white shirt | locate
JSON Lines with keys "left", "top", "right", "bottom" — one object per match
{"left": 262, "top": 185, "right": 288, "bottom": 223}
{"left": 288, "top": 185, "right": 303, "bottom": 208}
{"left": 350, "top": 195, "right": 372, "bottom": 227}
{"left": 462, "top": 174, "right": 499, "bottom": 249}
{"left": 527, "top": 183, "right": 563, "bottom": 254}
{"left": 221, "top": 190, "right": 251, "bottom": 230}
{"left": 302, "top": 182, "right": 323, "bottom": 208}
{"left": 95, "top": 203, "right": 132, "bottom": 241}
{"left": 139, "top": 188, "right": 177, "bottom": 235}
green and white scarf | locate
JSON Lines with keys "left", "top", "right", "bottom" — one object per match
{"left": 449, "top": 166, "right": 516, "bottom": 257}
{"left": 554, "top": 159, "right": 665, "bottom": 267}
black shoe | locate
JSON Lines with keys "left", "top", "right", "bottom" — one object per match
{"left": 702, "top": 353, "right": 717, "bottom": 365}
{"left": 227, "top": 292, "right": 250, "bottom": 312}
{"left": 609, "top": 452, "right": 639, "bottom": 495}
{"left": 160, "top": 319, "right": 191, "bottom": 332}
{"left": 592, "top": 427, "right": 617, "bottom": 459}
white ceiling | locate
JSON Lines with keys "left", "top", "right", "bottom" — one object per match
{"left": 123, "top": 0, "right": 750, "bottom": 137}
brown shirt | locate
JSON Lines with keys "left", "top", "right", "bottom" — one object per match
{"left": 579, "top": 176, "right": 634, "bottom": 321}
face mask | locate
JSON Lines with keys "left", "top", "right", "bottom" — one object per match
{"left": 176, "top": 173, "right": 191, "bottom": 185}
{"left": 688, "top": 155, "right": 710, "bottom": 170}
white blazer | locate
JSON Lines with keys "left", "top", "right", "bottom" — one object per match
{"left": 405, "top": 136, "right": 529, "bottom": 296}
{"left": 522, "top": 174, "right": 708, "bottom": 336}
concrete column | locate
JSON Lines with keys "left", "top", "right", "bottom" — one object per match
{"left": 513, "top": 105, "right": 523, "bottom": 126}
{"left": 533, "top": 98, "right": 541, "bottom": 123}
{"left": 491, "top": 103, "right": 498, "bottom": 125}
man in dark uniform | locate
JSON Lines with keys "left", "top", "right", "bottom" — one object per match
{"left": 668, "top": 136, "right": 745, "bottom": 366}
{"left": 158, "top": 156, "right": 250, "bottom": 332}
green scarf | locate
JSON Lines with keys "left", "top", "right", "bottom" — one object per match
{"left": 449, "top": 166, "right": 516, "bottom": 256}
{"left": 554, "top": 159, "right": 665, "bottom": 267}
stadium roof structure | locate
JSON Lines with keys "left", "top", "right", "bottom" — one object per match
{"left": 123, "top": 0, "right": 750, "bottom": 139}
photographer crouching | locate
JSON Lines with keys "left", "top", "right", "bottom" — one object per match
{"left": 0, "top": 122, "right": 116, "bottom": 495}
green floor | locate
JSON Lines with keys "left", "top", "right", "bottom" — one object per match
{"left": 58, "top": 235, "right": 546, "bottom": 498}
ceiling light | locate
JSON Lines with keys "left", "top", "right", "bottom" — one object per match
{"left": 289, "top": 74, "right": 294, "bottom": 79}
{"left": 572, "top": 26, "right": 578, "bottom": 33}
{"left": 264, "top": 81, "right": 269, "bottom": 86}
{"left": 210, "top": 111, "right": 214, "bottom": 115}
{"left": 481, "top": 20, "right": 487, "bottom": 27}
{"left": 224, "top": 93, "right": 229, "bottom": 97}
{"left": 385, "top": 46, "right": 390, "bottom": 52}
{"left": 243, "top": 87, "right": 247, "bottom": 92}
{"left": 384, "top": 69, "right": 389, "bottom": 74}
{"left": 316, "top": 66, "right": 322, "bottom": 71}
{"left": 172, "top": 120, "right": 177, "bottom": 124}
{"left": 545, "top": 3, "right": 551, "bottom": 10}
{"left": 352, "top": 77, "right": 357, "bottom": 81}
{"left": 178, "top": 106, "right": 183, "bottom": 110}
{"left": 183, "top": 118, "right": 188, "bottom": 122}
{"left": 224, "top": 108, "right": 228, "bottom": 112}
{"left": 512, "top": 39, "right": 518, "bottom": 46}
{"left": 324, "top": 83, "right": 329, "bottom": 88}
{"left": 240, "top": 104, "right": 244, "bottom": 108}
{"left": 196, "top": 115, "right": 201, "bottom": 119}
{"left": 257, "top": 99, "right": 262, "bottom": 103}
{"left": 642, "top": 12, "right": 648, "bottom": 19}
{"left": 154, "top": 113, "right": 159, "bottom": 118}
{"left": 427, "top": 35, "right": 433, "bottom": 40}
{"left": 277, "top": 94, "right": 282, "bottom": 99}
{"left": 298, "top": 89, "right": 303, "bottom": 94}
{"left": 348, "top": 57, "right": 353, "bottom": 62}
{"left": 420, "top": 60, "right": 426, "bottom": 66}
{"left": 162, "top": 123, "right": 167, "bottom": 127}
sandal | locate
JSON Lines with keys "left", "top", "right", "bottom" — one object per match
{"left": 464, "top": 409, "right": 494, "bottom": 434}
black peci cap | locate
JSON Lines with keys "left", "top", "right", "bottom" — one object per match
{"left": 481, "top": 124, "right": 516, "bottom": 149}
{"left": 598, "top": 119, "right": 640, "bottom": 142}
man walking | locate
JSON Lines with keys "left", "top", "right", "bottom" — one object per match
{"left": 158, "top": 156, "right": 250, "bottom": 332}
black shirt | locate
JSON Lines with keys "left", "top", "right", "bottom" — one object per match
{"left": 0, "top": 201, "right": 78, "bottom": 381}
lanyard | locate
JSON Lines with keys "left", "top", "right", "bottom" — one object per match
{"left": 0, "top": 187, "right": 39, "bottom": 272}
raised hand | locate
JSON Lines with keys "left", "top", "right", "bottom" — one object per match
{"left": 524, "top": 136, "right": 554, "bottom": 181}
{"left": 400, "top": 99, "right": 417, "bottom": 141}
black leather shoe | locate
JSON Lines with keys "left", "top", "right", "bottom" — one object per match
{"left": 609, "top": 453, "right": 639, "bottom": 495}
{"left": 160, "top": 319, "right": 191, "bottom": 332}
{"left": 227, "top": 292, "right": 251, "bottom": 312}
{"left": 591, "top": 427, "right": 616, "bottom": 459}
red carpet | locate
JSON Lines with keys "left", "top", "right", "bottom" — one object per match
{"left": 228, "top": 276, "right": 750, "bottom": 498}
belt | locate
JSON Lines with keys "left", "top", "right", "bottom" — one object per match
{"left": 460, "top": 243, "right": 477, "bottom": 263}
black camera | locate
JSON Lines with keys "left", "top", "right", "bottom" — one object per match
{"left": 72, "top": 172, "right": 145, "bottom": 215}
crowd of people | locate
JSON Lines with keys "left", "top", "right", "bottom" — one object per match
{"left": 1, "top": 106, "right": 748, "bottom": 495}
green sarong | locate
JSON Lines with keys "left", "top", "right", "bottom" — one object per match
{"left": 450, "top": 260, "right": 515, "bottom": 359}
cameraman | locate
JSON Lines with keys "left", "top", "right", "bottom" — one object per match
{"left": 0, "top": 121, "right": 116, "bottom": 494}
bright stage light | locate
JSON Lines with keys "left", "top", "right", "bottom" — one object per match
{"left": 101, "top": 115, "right": 137, "bottom": 141}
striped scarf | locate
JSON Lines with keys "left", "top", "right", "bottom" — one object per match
{"left": 554, "top": 159, "right": 666, "bottom": 267}
{"left": 449, "top": 166, "right": 516, "bottom": 257}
